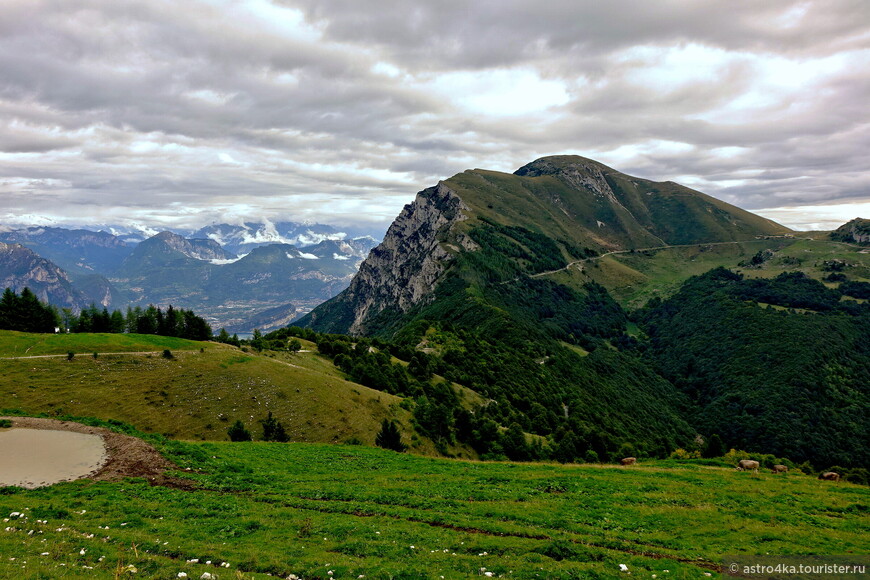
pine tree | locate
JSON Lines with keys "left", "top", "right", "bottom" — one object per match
{"left": 260, "top": 411, "right": 290, "bottom": 442}
{"left": 227, "top": 420, "right": 252, "bottom": 442}
{"left": 375, "top": 419, "right": 407, "bottom": 452}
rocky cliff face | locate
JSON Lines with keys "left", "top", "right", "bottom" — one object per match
{"left": 0, "top": 242, "right": 86, "bottom": 309}
{"left": 0, "top": 226, "right": 133, "bottom": 275}
{"left": 516, "top": 156, "right": 621, "bottom": 205}
{"left": 302, "top": 154, "right": 794, "bottom": 336}
{"left": 153, "top": 231, "right": 235, "bottom": 261}
{"left": 831, "top": 218, "right": 870, "bottom": 245}
{"left": 308, "top": 181, "right": 472, "bottom": 335}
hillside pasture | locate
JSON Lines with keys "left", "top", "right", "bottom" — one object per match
{"left": 0, "top": 331, "right": 473, "bottom": 457}
{"left": 0, "top": 437, "right": 866, "bottom": 579}
{"left": 0, "top": 331, "right": 205, "bottom": 358}
{"left": 0, "top": 333, "right": 399, "bottom": 447}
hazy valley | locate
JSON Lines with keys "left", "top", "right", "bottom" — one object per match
{"left": 0, "top": 221, "right": 382, "bottom": 333}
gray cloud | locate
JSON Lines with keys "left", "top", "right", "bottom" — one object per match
{"left": 289, "top": 0, "right": 869, "bottom": 66}
{"left": 0, "top": 0, "right": 867, "bottom": 231}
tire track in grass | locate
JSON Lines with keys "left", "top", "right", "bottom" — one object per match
{"left": 238, "top": 491, "right": 724, "bottom": 573}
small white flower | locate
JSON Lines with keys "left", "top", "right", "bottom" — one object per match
{"left": 619, "top": 564, "right": 629, "bottom": 572}
{"left": 177, "top": 574, "right": 188, "bottom": 579}
{"left": 484, "top": 573, "right": 494, "bottom": 578}
{"left": 200, "top": 573, "right": 213, "bottom": 580}
{"left": 79, "top": 549, "right": 86, "bottom": 555}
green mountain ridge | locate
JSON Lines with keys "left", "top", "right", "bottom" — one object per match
{"left": 831, "top": 217, "right": 870, "bottom": 245}
{"left": 300, "top": 155, "right": 868, "bottom": 468}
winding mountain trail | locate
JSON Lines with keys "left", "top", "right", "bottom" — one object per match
{"left": 499, "top": 236, "right": 813, "bottom": 284}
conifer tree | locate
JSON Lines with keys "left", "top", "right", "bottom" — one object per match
{"left": 375, "top": 419, "right": 407, "bottom": 452}
{"left": 227, "top": 420, "right": 252, "bottom": 442}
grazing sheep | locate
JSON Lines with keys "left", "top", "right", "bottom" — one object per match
{"left": 736, "top": 459, "right": 760, "bottom": 473}
{"left": 620, "top": 457, "right": 637, "bottom": 466}
{"left": 771, "top": 464, "right": 788, "bottom": 474}
{"left": 818, "top": 471, "right": 840, "bottom": 482}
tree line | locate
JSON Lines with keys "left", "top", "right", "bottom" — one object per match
{"left": 270, "top": 325, "right": 690, "bottom": 463}
{"left": 0, "top": 288, "right": 59, "bottom": 333}
{"left": 0, "top": 287, "right": 212, "bottom": 341}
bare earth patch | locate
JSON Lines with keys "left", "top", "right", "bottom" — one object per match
{"left": 0, "top": 416, "right": 195, "bottom": 489}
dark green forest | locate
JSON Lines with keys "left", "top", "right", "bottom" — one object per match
{"left": 0, "top": 287, "right": 59, "bottom": 333}
{"left": 638, "top": 268, "right": 870, "bottom": 469}
{"left": 297, "top": 223, "right": 698, "bottom": 463}
{"left": 302, "top": 219, "right": 869, "bottom": 475}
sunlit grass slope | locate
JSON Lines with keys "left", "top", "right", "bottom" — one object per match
{"left": 0, "top": 331, "right": 204, "bottom": 357}
{"left": 0, "top": 332, "right": 463, "bottom": 455}
{"left": 0, "top": 440, "right": 866, "bottom": 579}
{"left": 542, "top": 238, "right": 870, "bottom": 308}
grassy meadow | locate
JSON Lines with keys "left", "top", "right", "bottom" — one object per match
{"left": 542, "top": 238, "right": 870, "bottom": 309}
{"left": 0, "top": 331, "right": 463, "bottom": 456}
{"left": 0, "top": 437, "right": 867, "bottom": 579}
{"left": 0, "top": 331, "right": 207, "bottom": 358}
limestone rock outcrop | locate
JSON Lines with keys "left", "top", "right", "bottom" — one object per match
{"left": 308, "top": 181, "right": 471, "bottom": 335}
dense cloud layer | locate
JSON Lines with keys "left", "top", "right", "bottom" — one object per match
{"left": 1, "top": 0, "right": 867, "bottom": 230}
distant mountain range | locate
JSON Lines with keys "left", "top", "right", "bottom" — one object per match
{"left": 0, "top": 221, "right": 382, "bottom": 332}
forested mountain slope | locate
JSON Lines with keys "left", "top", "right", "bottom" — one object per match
{"left": 638, "top": 268, "right": 870, "bottom": 468}
{"left": 300, "top": 156, "right": 798, "bottom": 461}
{"left": 301, "top": 155, "right": 866, "bottom": 468}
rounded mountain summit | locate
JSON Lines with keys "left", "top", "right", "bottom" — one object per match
{"left": 300, "top": 154, "right": 790, "bottom": 336}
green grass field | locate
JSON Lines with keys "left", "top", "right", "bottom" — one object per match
{"left": 0, "top": 331, "right": 470, "bottom": 457}
{"left": 0, "top": 437, "right": 867, "bottom": 579}
{"left": 0, "top": 331, "right": 206, "bottom": 357}
{"left": 541, "top": 238, "right": 870, "bottom": 308}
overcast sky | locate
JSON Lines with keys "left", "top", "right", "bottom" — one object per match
{"left": 1, "top": 0, "right": 868, "bottom": 232}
